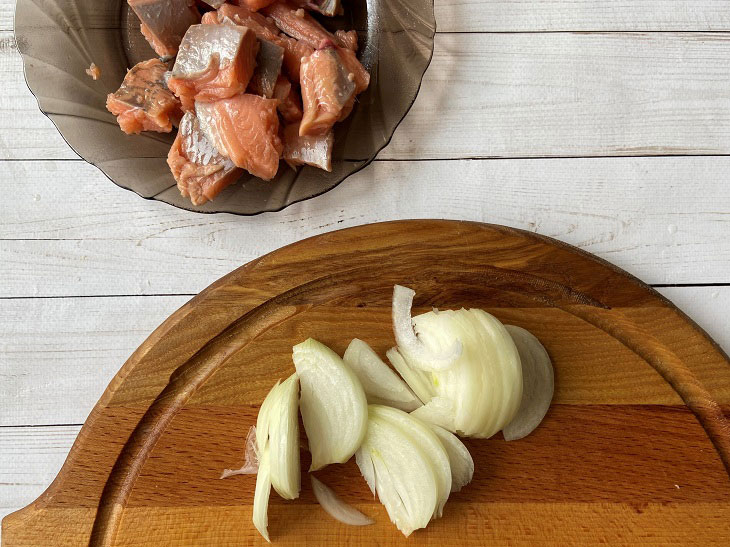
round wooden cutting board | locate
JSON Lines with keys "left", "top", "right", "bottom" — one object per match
{"left": 3, "top": 220, "right": 730, "bottom": 546}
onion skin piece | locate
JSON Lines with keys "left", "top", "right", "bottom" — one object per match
{"left": 311, "top": 476, "right": 375, "bottom": 526}
{"left": 392, "top": 285, "right": 462, "bottom": 371}
{"left": 427, "top": 424, "right": 474, "bottom": 492}
{"left": 220, "top": 425, "right": 258, "bottom": 478}
{"left": 343, "top": 338, "right": 421, "bottom": 411}
{"left": 293, "top": 338, "right": 368, "bottom": 470}
{"left": 253, "top": 448, "right": 272, "bottom": 542}
{"left": 502, "top": 325, "right": 554, "bottom": 441}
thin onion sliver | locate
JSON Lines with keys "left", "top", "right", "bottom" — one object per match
{"left": 311, "top": 476, "right": 375, "bottom": 526}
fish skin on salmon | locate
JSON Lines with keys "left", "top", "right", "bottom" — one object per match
{"left": 195, "top": 94, "right": 283, "bottom": 180}
{"left": 200, "top": 0, "right": 226, "bottom": 7}
{"left": 299, "top": 45, "right": 355, "bottom": 136}
{"left": 168, "top": 23, "right": 259, "bottom": 111}
{"left": 128, "top": 0, "right": 201, "bottom": 57}
{"left": 273, "top": 75, "right": 303, "bottom": 122}
{"left": 248, "top": 38, "right": 284, "bottom": 98}
{"left": 168, "top": 111, "right": 242, "bottom": 205}
{"left": 283, "top": 122, "right": 333, "bottom": 171}
{"left": 262, "top": 2, "right": 345, "bottom": 49}
{"left": 106, "top": 58, "right": 182, "bottom": 134}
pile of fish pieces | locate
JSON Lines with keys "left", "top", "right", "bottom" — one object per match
{"left": 106, "top": 0, "right": 369, "bottom": 206}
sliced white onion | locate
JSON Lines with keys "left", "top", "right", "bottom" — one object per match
{"left": 293, "top": 338, "right": 368, "bottom": 470}
{"left": 386, "top": 347, "right": 434, "bottom": 404}
{"left": 399, "top": 305, "right": 523, "bottom": 439}
{"left": 311, "top": 476, "right": 375, "bottom": 526}
{"left": 502, "top": 325, "right": 554, "bottom": 441}
{"left": 343, "top": 338, "right": 421, "bottom": 411}
{"left": 392, "top": 285, "right": 462, "bottom": 371}
{"left": 370, "top": 405, "right": 451, "bottom": 518}
{"left": 355, "top": 446, "right": 376, "bottom": 496}
{"left": 427, "top": 424, "right": 474, "bottom": 492}
{"left": 253, "top": 447, "right": 272, "bottom": 542}
{"left": 356, "top": 411, "right": 438, "bottom": 537}
{"left": 410, "top": 397, "right": 456, "bottom": 433}
{"left": 220, "top": 425, "right": 258, "bottom": 478}
{"left": 256, "top": 379, "right": 281, "bottom": 453}
{"left": 269, "top": 374, "right": 301, "bottom": 499}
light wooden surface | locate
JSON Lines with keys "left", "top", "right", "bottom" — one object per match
{"left": 2, "top": 0, "right": 730, "bottom": 541}
{"left": 3, "top": 220, "right": 730, "bottom": 545}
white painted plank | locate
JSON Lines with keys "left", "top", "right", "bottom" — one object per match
{"left": 386, "top": 32, "right": 730, "bottom": 159}
{"left": 434, "top": 1, "right": 730, "bottom": 33}
{"left": 4, "top": 0, "right": 730, "bottom": 33}
{"left": 4, "top": 31, "right": 730, "bottom": 160}
{"left": 1, "top": 156, "right": 729, "bottom": 296}
{"left": 0, "top": 1, "right": 11, "bottom": 32}
{"left": 656, "top": 286, "right": 730, "bottom": 360}
{"left": 0, "top": 295, "right": 190, "bottom": 426}
{"left": 0, "top": 425, "right": 80, "bottom": 535}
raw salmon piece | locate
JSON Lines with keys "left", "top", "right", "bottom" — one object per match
{"left": 273, "top": 75, "right": 303, "bottom": 122}
{"left": 299, "top": 45, "right": 355, "bottom": 136}
{"left": 128, "top": 0, "right": 201, "bottom": 57}
{"left": 291, "top": 0, "right": 341, "bottom": 17}
{"left": 200, "top": 0, "right": 225, "bottom": 7}
{"left": 106, "top": 59, "right": 182, "bottom": 134}
{"left": 168, "top": 23, "right": 259, "bottom": 110}
{"left": 231, "top": 0, "right": 278, "bottom": 12}
{"left": 334, "top": 29, "right": 357, "bottom": 51}
{"left": 262, "top": 2, "right": 344, "bottom": 49}
{"left": 195, "top": 94, "right": 283, "bottom": 180}
{"left": 248, "top": 38, "right": 284, "bottom": 98}
{"left": 279, "top": 34, "right": 314, "bottom": 82}
{"left": 283, "top": 122, "right": 333, "bottom": 171}
{"left": 208, "top": 4, "right": 312, "bottom": 81}
{"left": 168, "top": 111, "right": 242, "bottom": 205}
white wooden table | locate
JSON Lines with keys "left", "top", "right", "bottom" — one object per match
{"left": 2, "top": 0, "right": 730, "bottom": 535}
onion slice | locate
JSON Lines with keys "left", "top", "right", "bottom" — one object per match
{"left": 410, "top": 397, "right": 456, "bottom": 433}
{"left": 220, "top": 425, "right": 258, "bottom": 478}
{"left": 311, "top": 475, "right": 375, "bottom": 526}
{"left": 356, "top": 410, "right": 438, "bottom": 536}
{"left": 268, "top": 374, "right": 301, "bottom": 499}
{"left": 427, "top": 424, "right": 474, "bottom": 492}
{"left": 253, "top": 447, "right": 272, "bottom": 542}
{"left": 370, "top": 405, "right": 451, "bottom": 518}
{"left": 343, "top": 338, "right": 421, "bottom": 411}
{"left": 502, "top": 325, "right": 554, "bottom": 441}
{"left": 293, "top": 338, "right": 368, "bottom": 470}
{"left": 386, "top": 347, "right": 433, "bottom": 404}
{"left": 392, "top": 285, "right": 462, "bottom": 371}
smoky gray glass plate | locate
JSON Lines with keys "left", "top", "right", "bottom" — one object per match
{"left": 14, "top": 0, "right": 435, "bottom": 214}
